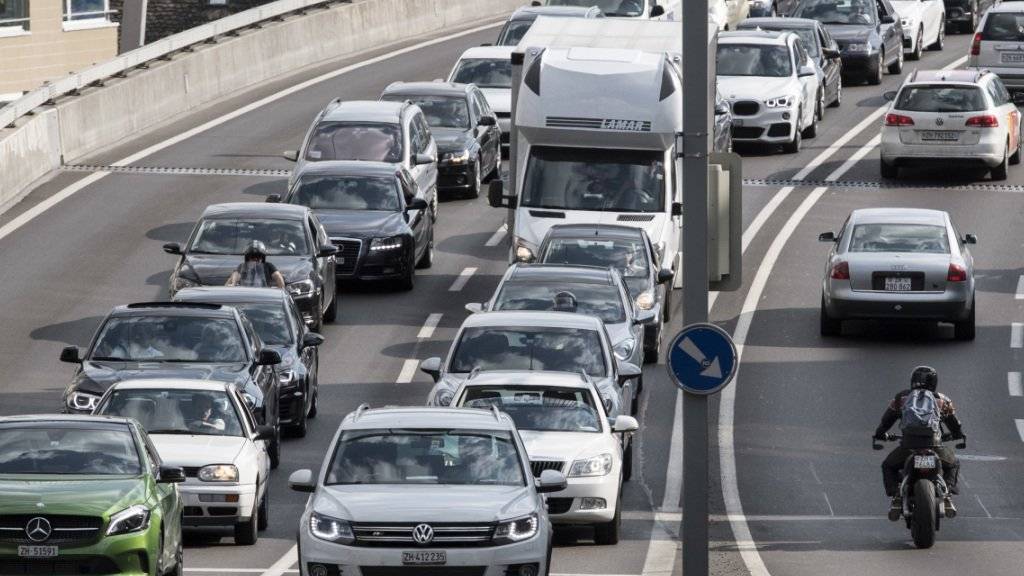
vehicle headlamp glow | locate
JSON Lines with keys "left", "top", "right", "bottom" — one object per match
{"left": 278, "top": 370, "right": 295, "bottom": 386}
{"left": 569, "top": 453, "right": 613, "bottom": 477}
{"left": 635, "top": 291, "right": 656, "bottom": 311}
{"left": 198, "top": 464, "right": 239, "bottom": 482}
{"left": 106, "top": 505, "right": 151, "bottom": 536}
{"left": 370, "top": 236, "right": 403, "bottom": 251}
{"left": 68, "top": 391, "right": 100, "bottom": 412}
{"left": 442, "top": 150, "right": 471, "bottom": 165}
{"left": 764, "top": 95, "right": 794, "bottom": 108}
{"left": 494, "top": 513, "right": 538, "bottom": 543}
{"left": 287, "top": 280, "right": 314, "bottom": 297}
{"left": 846, "top": 43, "right": 869, "bottom": 52}
{"left": 614, "top": 338, "right": 636, "bottom": 361}
{"left": 436, "top": 391, "right": 454, "bottom": 406}
{"left": 310, "top": 512, "right": 355, "bottom": 544}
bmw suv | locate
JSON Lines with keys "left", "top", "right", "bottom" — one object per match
{"left": 289, "top": 405, "right": 566, "bottom": 576}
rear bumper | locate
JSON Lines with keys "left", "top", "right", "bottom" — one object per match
{"left": 823, "top": 284, "right": 973, "bottom": 321}
{"left": 438, "top": 162, "right": 478, "bottom": 192}
{"left": 881, "top": 130, "right": 1005, "bottom": 167}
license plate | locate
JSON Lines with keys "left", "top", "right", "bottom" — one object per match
{"left": 1002, "top": 52, "right": 1024, "bottom": 63}
{"left": 920, "top": 130, "right": 959, "bottom": 142}
{"left": 402, "top": 551, "right": 446, "bottom": 565}
{"left": 914, "top": 455, "right": 937, "bottom": 469}
{"left": 885, "top": 277, "right": 913, "bottom": 291}
{"left": 732, "top": 118, "right": 744, "bottom": 127}
{"left": 18, "top": 545, "right": 57, "bottom": 558}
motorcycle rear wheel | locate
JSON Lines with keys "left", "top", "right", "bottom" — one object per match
{"left": 910, "top": 479, "right": 937, "bottom": 549}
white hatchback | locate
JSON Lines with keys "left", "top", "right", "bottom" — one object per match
{"left": 880, "top": 69, "right": 1024, "bottom": 180}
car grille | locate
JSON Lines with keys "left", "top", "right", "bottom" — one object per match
{"left": 0, "top": 515, "right": 103, "bottom": 546}
{"left": 361, "top": 569, "right": 485, "bottom": 576}
{"left": 0, "top": 556, "right": 120, "bottom": 575}
{"left": 546, "top": 497, "right": 573, "bottom": 515}
{"left": 732, "top": 101, "right": 760, "bottom": 116}
{"left": 330, "top": 238, "right": 362, "bottom": 276}
{"left": 530, "top": 460, "right": 564, "bottom": 478}
{"left": 350, "top": 522, "right": 496, "bottom": 548}
{"left": 732, "top": 126, "right": 764, "bottom": 139}
{"left": 948, "top": 7, "right": 963, "bottom": 18}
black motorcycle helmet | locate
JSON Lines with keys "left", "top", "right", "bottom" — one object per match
{"left": 911, "top": 366, "right": 938, "bottom": 391}
{"left": 244, "top": 240, "right": 268, "bottom": 262}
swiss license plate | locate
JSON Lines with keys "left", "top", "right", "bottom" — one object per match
{"left": 402, "top": 551, "right": 446, "bottom": 565}
{"left": 885, "top": 277, "right": 913, "bottom": 291}
{"left": 1002, "top": 52, "right": 1024, "bottom": 63}
{"left": 18, "top": 545, "right": 57, "bottom": 558}
{"left": 920, "top": 130, "right": 959, "bottom": 142}
{"left": 914, "top": 455, "right": 937, "bottom": 469}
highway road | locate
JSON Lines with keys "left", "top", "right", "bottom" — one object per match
{"left": 0, "top": 15, "right": 1020, "bottom": 576}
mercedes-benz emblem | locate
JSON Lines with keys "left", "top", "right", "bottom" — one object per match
{"left": 25, "top": 517, "right": 51, "bottom": 543}
{"left": 411, "top": 523, "right": 434, "bottom": 545}
{"left": 935, "top": 118, "right": 944, "bottom": 126}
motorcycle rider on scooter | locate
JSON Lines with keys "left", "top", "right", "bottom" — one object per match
{"left": 874, "top": 366, "right": 965, "bottom": 520}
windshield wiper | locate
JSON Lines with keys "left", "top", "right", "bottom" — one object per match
{"left": 146, "top": 429, "right": 195, "bottom": 435}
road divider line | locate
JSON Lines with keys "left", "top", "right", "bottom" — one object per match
{"left": 485, "top": 224, "right": 508, "bottom": 247}
{"left": 1017, "top": 419, "right": 1024, "bottom": 442}
{"left": 259, "top": 544, "right": 297, "bottom": 576}
{"left": 396, "top": 359, "right": 419, "bottom": 384}
{"left": 418, "top": 313, "right": 443, "bottom": 339}
{"left": 641, "top": 391, "right": 682, "bottom": 576}
{"left": 449, "top": 267, "right": 477, "bottom": 292}
{"left": 975, "top": 495, "right": 994, "bottom": 519}
{"left": 1012, "top": 323, "right": 1023, "bottom": 348}
{"left": 1017, "top": 275, "right": 1024, "bottom": 300}
{"left": 1010, "top": 372, "right": 1022, "bottom": 397}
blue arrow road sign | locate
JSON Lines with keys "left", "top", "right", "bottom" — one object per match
{"left": 666, "top": 323, "right": 738, "bottom": 395}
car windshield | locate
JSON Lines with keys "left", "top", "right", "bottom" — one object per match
{"left": 497, "top": 20, "right": 533, "bottom": 46}
{"left": 744, "top": 26, "right": 819, "bottom": 57}
{"left": 91, "top": 316, "right": 248, "bottom": 363}
{"left": 451, "top": 59, "right": 512, "bottom": 89}
{"left": 291, "top": 175, "right": 401, "bottom": 211}
{"left": 521, "top": 147, "right": 664, "bottom": 213}
{"left": 493, "top": 282, "right": 627, "bottom": 324}
{"left": 326, "top": 429, "right": 525, "bottom": 485}
{"left": 895, "top": 86, "right": 987, "bottom": 113}
{"left": 541, "top": 237, "right": 650, "bottom": 278}
{"left": 981, "top": 12, "right": 1024, "bottom": 41}
{"left": 848, "top": 223, "right": 950, "bottom": 253}
{"left": 99, "top": 389, "right": 245, "bottom": 437}
{"left": 717, "top": 44, "right": 793, "bottom": 77}
{"left": 189, "top": 218, "right": 309, "bottom": 256}
{"left": 794, "top": 0, "right": 877, "bottom": 25}
{"left": 461, "top": 385, "right": 602, "bottom": 432}
{"left": 305, "top": 122, "right": 402, "bottom": 163}
{"left": 544, "top": 0, "right": 643, "bottom": 17}
{"left": 383, "top": 95, "right": 470, "bottom": 129}
{"left": 0, "top": 427, "right": 141, "bottom": 475}
{"left": 235, "top": 302, "right": 291, "bottom": 346}
{"left": 450, "top": 326, "right": 607, "bottom": 377}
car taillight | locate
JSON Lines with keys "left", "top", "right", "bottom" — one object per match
{"left": 947, "top": 263, "right": 967, "bottom": 282}
{"left": 885, "top": 113, "right": 914, "bottom": 127}
{"left": 830, "top": 261, "right": 850, "bottom": 280}
{"left": 970, "top": 33, "right": 981, "bottom": 56}
{"left": 966, "top": 114, "right": 999, "bottom": 128}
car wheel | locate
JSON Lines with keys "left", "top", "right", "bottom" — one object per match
{"left": 880, "top": 158, "right": 899, "bottom": 179}
{"left": 643, "top": 323, "right": 662, "bottom": 364}
{"left": 802, "top": 96, "right": 821, "bottom": 138}
{"left": 257, "top": 489, "right": 269, "bottom": 531}
{"left": 289, "top": 386, "right": 308, "bottom": 438}
{"left": 398, "top": 255, "right": 415, "bottom": 291}
{"left": 783, "top": 113, "right": 802, "bottom": 153}
{"left": 622, "top": 439, "right": 633, "bottom": 482}
{"left": 868, "top": 55, "right": 883, "bottom": 85}
{"left": 931, "top": 19, "right": 945, "bottom": 50}
{"left": 991, "top": 144, "right": 1009, "bottom": 181}
{"left": 467, "top": 158, "right": 482, "bottom": 199}
{"left": 954, "top": 297, "right": 976, "bottom": 341}
{"left": 234, "top": 496, "right": 259, "bottom": 545}
{"left": 323, "top": 290, "right": 337, "bottom": 323}
{"left": 416, "top": 230, "right": 434, "bottom": 269}
{"left": 909, "top": 28, "right": 923, "bottom": 60}
{"left": 593, "top": 491, "right": 621, "bottom": 545}
{"left": 888, "top": 44, "right": 904, "bottom": 74}
{"left": 820, "top": 297, "right": 842, "bottom": 337}
{"left": 829, "top": 80, "right": 842, "bottom": 108}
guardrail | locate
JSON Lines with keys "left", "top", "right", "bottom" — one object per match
{"left": 0, "top": 0, "right": 340, "bottom": 129}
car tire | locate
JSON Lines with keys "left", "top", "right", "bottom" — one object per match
{"left": 909, "top": 28, "right": 923, "bottom": 60}
{"left": 954, "top": 297, "right": 976, "bottom": 341}
{"left": 802, "top": 98, "right": 820, "bottom": 139}
{"left": 868, "top": 55, "right": 883, "bottom": 85}
{"left": 593, "top": 492, "right": 621, "bottom": 545}
{"left": 820, "top": 297, "right": 842, "bottom": 337}
{"left": 829, "top": 81, "right": 842, "bottom": 108}
{"left": 257, "top": 489, "right": 269, "bottom": 531}
{"left": 622, "top": 439, "right": 633, "bottom": 482}
{"left": 234, "top": 497, "right": 259, "bottom": 545}
{"left": 269, "top": 427, "right": 280, "bottom": 470}
{"left": 467, "top": 158, "right": 482, "bottom": 199}
{"left": 931, "top": 19, "right": 945, "bottom": 50}
{"left": 323, "top": 291, "right": 337, "bottom": 323}
{"left": 398, "top": 255, "right": 416, "bottom": 291}
{"left": 417, "top": 231, "right": 434, "bottom": 269}
{"left": 783, "top": 114, "right": 802, "bottom": 153}
{"left": 1011, "top": 137, "right": 1022, "bottom": 165}
{"left": 880, "top": 158, "right": 899, "bottom": 179}
{"left": 991, "top": 144, "right": 1009, "bottom": 181}
{"left": 888, "top": 44, "right": 904, "bottom": 74}
{"left": 643, "top": 323, "right": 662, "bottom": 364}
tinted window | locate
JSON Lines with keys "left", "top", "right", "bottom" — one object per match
{"left": 0, "top": 428, "right": 141, "bottom": 475}
{"left": 306, "top": 122, "right": 402, "bottom": 163}
{"left": 452, "top": 59, "right": 512, "bottom": 89}
{"left": 326, "top": 429, "right": 525, "bottom": 486}
{"left": 461, "top": 385, "right": 602, "bottom": 432}
{"left": 545, "top": 0, "right": 644, "bottom": 17}
{"left": 542, "top": 237, "right": 650, "bottom": 278}
{"left": 99, "top": 389, "right": 245, "bottom": 437}
{"left": 291, "top": 175, "right": 401, "bottom": 211}
{"left": 717, "top": 44, "right": 793, "bottom": 77}
{"left": 91, "top": 316, "right": 247, "bottom": 362}
{"left": 497, "top": 19, "right": 533, "bottom": 46}
{"left": 794, "top": 0, "right": 877, "bottom": 25}
{"left": 895, "top": 86, "right": 987, "bottom": 112}
{"left": 848, "top": 224, "right": 950, "bottom": 253}
{"left": 235, "top": 302, "right": 292, "bottom": 346}
{"left": 450, "top": 326, "right": 607, "bottom": 376}
{"left": 981, "top": 12, "right": 1024, "bottom": 41}
{"left": 522, "top": 147, "right": 664, "bottom": 213}
{"left": 190, "top": 218, "right": 309, "bottom": 256}
{"left": 494, "top": 282, "right": 627, "bottom": 323}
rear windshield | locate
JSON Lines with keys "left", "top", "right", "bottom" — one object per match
{"left": 895, "top": 86, "right": 986, "bottom": 112}
{"left": 982, "top": 12, "right": 1024, "bottom": 41}
{"left": 450, "top": 326, "right": 607, "bottom": 377}
{"left": 305, "top": 122, "right": 402, "bottom": 163}
{"left": 848, "top": 224, "right": 950, "bottom": 254}
{"left": 493, "top": 281, "right": 627, "bottom": 324}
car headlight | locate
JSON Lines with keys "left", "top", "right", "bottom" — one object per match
{"left": 846, "top": 43, "right": 869, "bottom": 52}
{"left": 441, "top": 150, "right": 471, "bottom": 165}
{"left": 436, "top": 391, "right": 454, "bottom": 406}
{"left": 613, "top": 338, "right": 636, "bottom": 361}
{"left": 569, "top": 453, "right": 613, "bottom": 478}
{"left": 173, "top": 276, "right": 200, "bottom": 291}
{"left": 310, "top": 512, "right": 355, "bottom": 544}
{"left": 764, "top": 95, "right": 794, "bottom": 108}
{"left": 370, "top": 236, "right": 403, "bottom": 251}
{"left": 636, "top": 291, "right": 656, "bottom": 311}
{"left": 279, "top": 369, "right": 295, "bottom": 387}
{"left": 106, "top": 505, "right": 151, "bottom": 536}
{"left": 68, "top": 391, "right": 100, "bottom": 412}
{"left": 493, "top": 513, "right": 538, "bottom": 544}
{"left": 198, "top": 464, "right": 239, "bottom": 482}
{"left": 287, "top": 280, "right": 314, "bottom": 297}
{"left": 512, "top": 237, "right": 535, "bottom": 262}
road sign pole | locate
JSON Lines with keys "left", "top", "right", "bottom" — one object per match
{"left": 680, "top": 0, "right": 711, "bottom": 573}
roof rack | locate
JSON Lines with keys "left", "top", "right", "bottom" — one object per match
{"left": 126, "top": 302, "right": 222, "bottom": 310}
{"left": 490, "top": 404, "right": 503, "bottom": 422}
{"left": 467, "top": 367, "right": 483, "bottom": 381}
{"left": 352, "top": 403, "right": 371, "bottom": 421}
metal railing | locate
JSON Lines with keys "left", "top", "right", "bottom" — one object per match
{"left": 0, "top": 0, "right": 342, "bottom": 129}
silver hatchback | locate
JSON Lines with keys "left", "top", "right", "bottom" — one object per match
{"left": 819, "top": 208, "right": 977, "bottom": 340}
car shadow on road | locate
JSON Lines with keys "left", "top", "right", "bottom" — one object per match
{"left": 29, "top": 316, "right": 105, "bottom": 346}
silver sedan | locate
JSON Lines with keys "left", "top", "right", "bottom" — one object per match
{"left": 818, "top": 208, "right": 977, "bottom": 340}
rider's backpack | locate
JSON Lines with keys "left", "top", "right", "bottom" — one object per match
{"left": 900, "top": 389, "right": 941, "bottom": 443}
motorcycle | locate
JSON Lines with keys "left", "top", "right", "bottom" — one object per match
{"left": 873, "top": 433, "right": 966, "bottom": 549}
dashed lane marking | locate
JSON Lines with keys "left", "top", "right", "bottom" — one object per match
{"left": 1016, "top": 419, "right": 1024, "bottom": 443}
{"left": 485, "top": 224, "right": 508, "bottom": 247}
{"left": 260, "top": 544, "right": 297, "bottom": 576}
{"left": 1017, "top": 275, "right": 1024, "bottom": 300}
{"left": 395, "top": 359, "right": 419, "bottom": 384}
{"left": 1010, "top": 372, "right": 1022, "bottom": 397}
{"left": 449, "top": 267, "right": 477, "bottom": 292}
{"left": 417, "top": 313, "right": 442, "bottom": 339}
{"left": 1013, "top": 323, "right": 1023, "bottom": 349}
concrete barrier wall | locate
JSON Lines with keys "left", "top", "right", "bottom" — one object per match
{"left": 0, "top": 0, "right": 523, "bottom": 210}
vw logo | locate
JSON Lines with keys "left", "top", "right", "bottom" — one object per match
{"left": 411, "top": 523, "right": 434, "bottom": 545}
{"left": 25, "top": 517, "right": 51, "bottom": 543}
{"left": 935, "top": 118, "right": 944, "bottom": 126}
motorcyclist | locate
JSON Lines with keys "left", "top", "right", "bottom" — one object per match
{"left": 874, "top": 366, "right": 964, "bottom": 520}
{"left": 226, "top": 240, "right": 286, "bottom": 289}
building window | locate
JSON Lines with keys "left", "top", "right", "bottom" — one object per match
{"left": 63, "top": 0, "right": 111, "bottom": 23}
{"left": 0, "top": 0, "right": 30, "bottom": 33}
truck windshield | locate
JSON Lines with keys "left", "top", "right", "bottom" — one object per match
{"left": 521, "top": 147, "right": 664, "bottom": 213}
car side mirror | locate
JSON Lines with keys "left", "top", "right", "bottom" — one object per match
{"left": 798, "top": 65, "right": 816, "bottom": 77}
{"left": 420, "top": 357, "right": 442, "bottom": 382}
{"left": 671, "top": 202, "right": 682, "bottom": 217}
{"left": 254, "top": 424, "right": 275, "bottom": 442}
{"left": 266, "top": 194, "right": 281, "bottom": 203}
{"left": 60, "top": 346, "right": 81, "bottom": 364}
{"left": 465, "top": 302, "right": 484, "bottom": 313}
{"left": 478, "top": 115, "right": 497, "bottom": 126}
{"left": 616, "top": 361, "right": 642, "bottom": 386}
{"left": 258, "top": 349, "right": 282, "bottom": 366}
{"left": 955, "top": 439, "right": 967, "bottom": 450}
{"left": 289, "top": 468, "right": 317, "bottom": 493}
{"left": 818, "top": 231, "right": 836, "bottom": 242}
{"left": 650, "top": 4, "right": 665, "bottom": 17}
{"left": 530, "top": 0, "right": 541, "bottom": 5}
{"left": 657, "top": 268, "right": 674, "bottom": 285}
{"left": 319, "top": 244, "right": 339, "bottom": 257}
{"left": 634, "top": 310, "right": 657, "bottom": 325}
{"left": 158, "top": 466, "right": 186, "bottom": 484}
{"left": 536, "top": 469, "right": 567, "bottom": 493}
{"left": 714, "top": 102, "right": 729, "bottom": 115}
{"left": 162, "top": 242, "right": 182, "bottom": 255}
{"left": 414, "top": 153, "right": 434, "bottom": 166}
{"left": 613, "top": 415, "right": 640, "bottom": 433}
{"left": 880, "top": 14, "right": 894, "bottom": 24}
{"left": 883, "top": 90, "right": 897, "bottom": 102}
{"left": 963, "top": 234, "right": 977, "bottom": 244}
{"left": 283, "top": 150, "right": 298, "bottom": 162}
{"left": 302, "top": 332, "right": 325, "bottom": 348}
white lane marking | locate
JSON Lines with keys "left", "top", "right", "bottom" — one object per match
{"left": 1012, "top": 323, "right": 1023, "bottom": 348}
{"left": 1010, "top": 372, "right": 1022, "bottom": 397}
{"left": 976, "top": 495, "right": 994, "bottom": 519}
{"left": 260, "top": 544, "right": 297, "bottom": 576}
{"left": 824, "top": 134, "right": 882, "bottom": 181}
{"left": 822, "top": 491, "right": 835, "bottom": 517}
{"left": 395, "top": 359, "right": 419, "bottom": 384}
{"left": 1016, "top": 419, "right": 1024, "bottom": 442}
{"left": 958, "top": 454, "right": 1008, "bottom": 462}
{"left": 485, "top": 224, "right": 508, "bottom": 247}
{"left": 0, "top": 20, "right": 504, "bottom": 242}
{"left": 1016, "top": 275, "right": 1024, "bottom": 300}
{"left": 449, "top": 266, "right": 477, "bottom": 292}
{"left": 417, "top": 313, "right": 442, "bottom": 339}
{"left": 640, "top": 392, "right": 683, "bottom": 576}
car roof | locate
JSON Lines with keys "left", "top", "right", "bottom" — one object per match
{"left": 458, "top": 45, "right": 516, "bottom": 59}
{"left": 461, "top": 310, "right": 604, "bottom": 330}
{"left": 382, "top": 81, "right": 473, "bottom": 98}
{"left": 906, "top": 69, "right": 988, "bottom": 85}
{"left": 740, "top": 17, "right": 819, "bottom": 30}
{"left": 849, "top": 208, "right": 948, "bottom": 226}
{"left": 989, "top": 3, "right": 1024, "bottom": 14}
{"left": 546, "top": 223, "right": 645, "bottom": 241}
{"left": 292, "top": 160, "right": 400, "bottom": 179}
{"left": 110, "top": 301, "right": 237, "bottom": 318}
{"left": 463, "top": 370, "right": 592, "bottom": 389}
{"left": 108, "top": 379, "right": 235, "bottom": 392}
{"left": 201, "top": 202, "right": 309, "bottom": 221}
{"left": 510, "top": 5, "right": 602, "bottom": 20}
{"left": 508, "top": 263, "right": 614, "bottom": 285}
{"left": 174, "top": 286, "right": 287, "bottom": 305}
{"left": 343, "top": 406, "right": 514, "bottom": 431}
{"left": 321, "top": 100, "right": 407, "bottom": 123}
{"left": 0, "top": 414, "right": 136, "bottom": 430}
{"left": 719, "top": 30, "right": 791, "bottom": 46}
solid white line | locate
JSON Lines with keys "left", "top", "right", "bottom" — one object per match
{"left": 822, "top": 491, "right": 835, "bottom": 517}
{"left": 0, "top": 20, "right": 504, "bottom": 243}
{"left": 1017, "top": 275, "right": 1024, "bottom": 300}
{"left": 1010, "top": 372, "right": 1022, "bottom": 397}
{"left": 417, "top": 313, "right": 442, "bottom": 339}
{"left": 1012, "top": 323, "right": 1023, "bottom": 348}
{"left": 976, "top": 495, "right": 994, "bottom": 519}
{"left": 825, "top": 134, "right": 882, "bottom": 181}
{"left": 1016, "top": 419, "right": 1024, "bottom": 442}
{"left": 260, "top": 544, "right": 297, "bottom": 576}
{"left": 395, "top": 359, "right": 419, "bottom": 384}
{"left": 640, "top": 392, "right": 682, "bottom": 576}
{"left": 485, "top": 224, "right": 508, "bottom": 247}
{"left": 449, "top": 267, "right": 477, "bottom": 292}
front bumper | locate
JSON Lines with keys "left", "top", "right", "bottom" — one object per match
{"left": 730, "top": 105, "right": 797, "bottom": 144}
{"left": 881, "top": 128, "right": 1005, "bottom": 168}
{"left": 0, "top": 526, "right": 159, "bottom": 576}
{"left": 840, "top": 51, "right": 879, "bottom": 77}
{"left": 544, "top": 474, "right": 620, "bottom": 525}
{"left": 181, "top": 482, "right": 257, "bottom": 528}
{"left": 823, "top": 283, "right": 972, "bottom": 322}
{"left": 333, "top": 239, "right": 413, "bottom": 282}
{"left": 438, "top": 161, "right": 479, "bottom": 192}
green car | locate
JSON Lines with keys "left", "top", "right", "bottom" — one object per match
{"left": 0, "top": 415, "right": 185, "bottom": 575}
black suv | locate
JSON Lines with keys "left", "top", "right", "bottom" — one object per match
{"left": 60, "top": 302, "right": 284, "bottom": 467}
